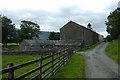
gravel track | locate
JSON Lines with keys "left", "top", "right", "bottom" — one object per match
{"left": 83, "top": 42, "right": 119, "bottom": 79}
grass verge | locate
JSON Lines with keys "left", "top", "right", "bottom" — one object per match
{"left": 105, "top": 40, "right": 119, "bottom": 64}
{"left": 53, "top": 53, "right": 85, "bottom": 79}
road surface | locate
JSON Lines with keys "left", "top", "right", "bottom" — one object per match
{"left": 82, "top": 42, "right": 119, "bottom": 78}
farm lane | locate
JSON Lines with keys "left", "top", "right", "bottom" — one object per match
{"left": 83, "top": 42, "right": 119, "bottom": 78}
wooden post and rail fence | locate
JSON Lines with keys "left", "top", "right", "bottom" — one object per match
{"left": 0, "top": 48, "right": 73, "bottom": 80}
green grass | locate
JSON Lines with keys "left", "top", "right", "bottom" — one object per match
{"left": 0, "top": 43, "right": 2, "bottom": 46}
{"left": 7, "top": 45, "right": 19, "bottom": 50}
{"left": 2, "top": 54, "right": 55, "bottom": 78}
{"left": 2, "top": 55, "right": 40, "bottom": 78}
{"left": 7, "top": 43, "right": 19, "bottom": 50}
{"left": 2, "top": 52, "right": 85, "bottom": 79}
{"left": 105, "top": 40, "right": 119, "bottom": 64}
{"left": 0, "top": 54, "right": 2, "bottom": 69}
{"left": 54, "top": 53, "right": 85, "bottom": 79}
{"left": 7, "top": 43, "right": 19, "bottom": 46}
{"left": 2, "top": 43, "right": 19, "bottom": 50}
{"left": 2, "top": 55, "right": 39, "bottom": 68}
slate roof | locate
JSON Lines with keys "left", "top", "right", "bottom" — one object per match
{"left": 21, "top": 40, "right": 82, "bottom": 46}
{"left": 56, "top": 40, "right": 82, "bottom": 46}
{"left": 21, "top": 40, "right": 56, "bottom": 46}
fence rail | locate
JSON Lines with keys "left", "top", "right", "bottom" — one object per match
{"left": 0, "top": 48, "right": 73, "bottom": 80}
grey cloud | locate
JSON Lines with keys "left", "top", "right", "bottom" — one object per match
{"left": 1, "top": 5, "right": 110, "bottom": 35}
{"left": 104, "top": 2, "right": 118, "bottom": 13}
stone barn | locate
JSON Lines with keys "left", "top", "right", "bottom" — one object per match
{"left": 20, "top": 40, "right": 56, "bottom": 50}
{"left": 60, "top": 21, "right": 99, "bottom": 46}
{"left": 20, "top": 39, "right": 83, "bottom": 51}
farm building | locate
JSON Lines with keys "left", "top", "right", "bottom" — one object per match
{"left": 20, "top": 39, "right": 83, "bottom": 50}
{"left": 20, "top": 21, "right": 102, "bottom": 50}
{"left": 60, "top": 21, "right": 99, "bottom": 46}
{"left": 56, "top": 40, "right": 82, "bottom": 47}
{"left": 56, "top": 40, "right": 83, "bottom": 51}
{"left": 20, "top": 40, "right": 56, "bottom": 50}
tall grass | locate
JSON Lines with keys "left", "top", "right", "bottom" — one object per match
{"left": 105, "top": 40, "right": 119, "bottom": 64}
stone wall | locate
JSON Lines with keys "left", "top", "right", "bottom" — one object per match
{"left": 60, "top": 21, "right": 99, "bottom": 46}
{"left": 2, "top": 49, "right": 57, "bottom": 55}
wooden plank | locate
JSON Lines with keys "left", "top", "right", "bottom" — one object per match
{"left": 15, "top": 66, "right": 41, "bottom": 80}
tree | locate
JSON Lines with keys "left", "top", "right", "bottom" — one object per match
{"left": 2, "top": 16, "right": 16, "bottom": 47}
{"left": 105, "top": 8, "right": 120, "bottom": 39}
{"left": 106, "top": 35, "right": 113, "bottom": 42}
{"left": 49, "top": 32, "right": 60, "bottom": 40}
{"left": 19, "top": 20, "right": 40, "bottom": 42}
{"left": 87, "top": 23, "right": 93, "bottom": 30}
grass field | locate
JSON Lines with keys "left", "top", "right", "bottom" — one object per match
{"left": 2, "top": 54, "right": 58, "bottom": 78}
{"left": 105, "top": 40, "right": 119, "bottom": 64}
{"left": 54, "top": 53, "right": 85, "bottom": 79}
{"left": 2, "top": 52, "right": 85, "bottom": 79}
{"left": 2, "top": 55, "right": 41, "bottom": 78}
{"left": 7, "top": 43, "right": 19, "bottom": 50}
{"left": 2, "top": 53, "right": 73, "bottom": 78}
{"left": 2, "top": 43, "right": 19, "bottom": 50}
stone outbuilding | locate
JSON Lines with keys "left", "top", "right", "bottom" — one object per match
{"left": 20, "top": 40, "right": 56, "bottom": 50}
{"left": 20, "top": 39, "right": 83, "bottom": 50}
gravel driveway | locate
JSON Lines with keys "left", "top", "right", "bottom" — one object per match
{"left": 83, "top": 42, "right": 119, "bottom": 78}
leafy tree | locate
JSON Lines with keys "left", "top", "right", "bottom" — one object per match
{"left": 49, "top": 32, "right": 60, "bottom": 40}
{"left": 2, "top": 16, "right": 16, "bottom": 47}
{"left": 56, "top": 32, "right": 60, "bottom": 40}
{"left": 106, "top": 35, "right": 113, "bottom": 42}
{"left": 19, "top": 20, "right": 40, "bottom": 42}
{"left": 105, "top": 8, "right": 120, "bottom": 39}
{"left": 87, "top": 23, "right": 93, "bottom": 30}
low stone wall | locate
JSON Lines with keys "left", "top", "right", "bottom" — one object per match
{"left": 2, "top": 49, "right": 57, "bottom": 55}
{"left": 2, "top": 46, "right": 77, "bottom": 55}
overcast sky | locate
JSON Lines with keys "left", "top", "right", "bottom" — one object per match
{"left": 0, "top": 0, "right": 119, "bottom": 37}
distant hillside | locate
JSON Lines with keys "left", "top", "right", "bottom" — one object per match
{"left": 38, "top": 31, "right": 50, "bottom": 40}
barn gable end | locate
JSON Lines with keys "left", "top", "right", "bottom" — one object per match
{"left": 60, "top": 21, "right": 99, "bottom": 46}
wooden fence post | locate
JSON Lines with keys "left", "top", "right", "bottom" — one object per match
{"left": 58, "top": 50, "right": 61, "bottom": 71}
{"left": 38, "top": 56, "right": 42, "bottom": 80}
{"left": 66, "top": 49, "right": 68, "bottom": 61}
{"left": 64, "top": 48, "right": 67, "bottom": 63}
{"left": 51, "top": 53, "right": 54, "bottom": 77}
{"left": 63, "top": 47, "right": 66, "bottom": 65}
{"left": 7, "top": 63, "right": 14, "bottom": 80}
